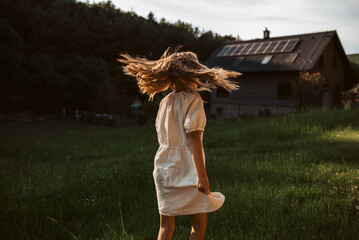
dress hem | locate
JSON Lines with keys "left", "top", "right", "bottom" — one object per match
{"left": 158, "top": 194, "right": 225, "bottom": 216}
{"left": 158, "top": 205, "right": 223, "bottom": 217}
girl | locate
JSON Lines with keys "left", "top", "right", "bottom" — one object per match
{"left": 119, "top": 48, "right": 240, "bottom": 240}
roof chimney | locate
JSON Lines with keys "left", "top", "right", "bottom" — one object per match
{"left": 263, "top": 27, "right": 270, "bottom": 39}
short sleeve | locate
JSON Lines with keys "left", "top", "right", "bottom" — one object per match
{"left": 184, "top": 94, "right": 206, "bottom": 134}
{"left": 155, "top": 98, "right": 164, "bottom": 132}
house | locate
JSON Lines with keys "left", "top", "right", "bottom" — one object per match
{"left": 204, "top": 29, "right": 355, "bottom": 118}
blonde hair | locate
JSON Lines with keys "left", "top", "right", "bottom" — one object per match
{"left": 118, "top": 47, "right": 241, "bottom": 100}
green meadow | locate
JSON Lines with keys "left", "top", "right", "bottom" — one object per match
{"left": 1, "top": 108, "right": 358, "bottom": 240}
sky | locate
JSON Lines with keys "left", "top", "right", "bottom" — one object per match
{"left": 80, "top": 0, "right": 359, "bottom": 54}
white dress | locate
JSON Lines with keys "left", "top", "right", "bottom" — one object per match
{"left": 153, "top": 90, "right": 225, "bottom": 216}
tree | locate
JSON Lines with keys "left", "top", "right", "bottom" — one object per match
{"left": 90, "top": 77, "right": 131, "bottom": 115}
{"left": 147, "top": 11, "right": 156, "bottom": 23}
{"left": 0, "top": 20, "right": 25, "bottom": 111}
{"left": 0, "top": 0, "right": 229, "bottom": 113}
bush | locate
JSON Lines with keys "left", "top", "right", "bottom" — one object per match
{"left": 291, "top": 71, "right": 326, "bottom": 109}
{"left": 340, "top": 83, "right": 359, "bottom": 110}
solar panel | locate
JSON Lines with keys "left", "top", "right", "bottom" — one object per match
{"left": 265, "top": 41, "right": 279, "bottom": 53}
{"left": 281, "top": 40, "right": 290, "bottom": 52}
{"left": 282, "top": 39, "right": 299, "bottom": 52}
{"left": 226, "top": 45, "right": 238, "bottom": 55}
{"left": 254, "top": 43, "right": 263, "bottom": 54}
{"left": 232, "top": 44, "right": 246, "bottom": 55}
{"left": 225, "top": 45, "right": 236, "bottom": 55}
{"left": 285, "top": 53, "right": 298, "bottom": 63}
{"left": 274, "top": 41, "right": 287, "bottom": 52}
{"left": 228, "top": 45, "right": 240, "bottom": 56}
{"left": 247, "top": 43, "right": 261, "bottom": 55}
{"left": 217, "top": 45, "right": 232, "bottom": 56}
{"left": 240, "top": 44, "right": 252, "bottom": 55}
{"left": 232, "top": 57, "right": 244, "bottom": 67}
{"left": 216, "top": 38, "right": 299, "bottom": 57}
{"left": 256, "top": 42, "right": 270, "bottom": 54}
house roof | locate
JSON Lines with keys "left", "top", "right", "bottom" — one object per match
{"left": 204, "top": 30, "right": 347, "bottom": 73}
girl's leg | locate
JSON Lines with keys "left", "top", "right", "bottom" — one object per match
{"left": 158, "top": 214, "right": 175, "bottom": 240}
{"left": 189, "top": 213, "right": 207, "bottom": 240}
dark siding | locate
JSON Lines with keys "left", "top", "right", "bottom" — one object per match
{"left": 311, "top": 39, "right": 347, "bottom": 106}
{"left": 212, "top": 72, "right": 298, "bottom": 107}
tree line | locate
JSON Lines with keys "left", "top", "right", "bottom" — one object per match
{"left": 0, "top": 0, "right": 236, "bottom": 114}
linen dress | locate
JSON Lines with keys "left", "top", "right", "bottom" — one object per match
{"left": 153, "top": 90, "right": 225, "bottom": 216}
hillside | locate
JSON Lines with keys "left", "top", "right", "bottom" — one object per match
{"left": 0, "top": 0, "right": 235, "bottom": 113}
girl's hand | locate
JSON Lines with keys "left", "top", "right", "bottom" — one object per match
{"left": 197, "top": 174, "right": 210, "bottom": 195}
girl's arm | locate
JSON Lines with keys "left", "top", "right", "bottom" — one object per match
{"left": 187, "top": 131, "right": 210, "bottom": 195}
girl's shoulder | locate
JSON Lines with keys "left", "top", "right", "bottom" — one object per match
{"left": 159, "top": 91, "right": 202, "bottom": 108}
{"left": 167, "top": 90, "right": 201, "bottom": 100}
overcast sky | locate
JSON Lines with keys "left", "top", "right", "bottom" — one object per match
{"left": 80, "top": 0, "right": 359, "bottom": 54}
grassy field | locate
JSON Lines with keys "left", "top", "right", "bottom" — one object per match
{"left": 1, "top": 108, "right": 358, "bottom": 240}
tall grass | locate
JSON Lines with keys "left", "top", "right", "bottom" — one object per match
{"left": 0, "top": 108, "right": 358, "bottom": 239}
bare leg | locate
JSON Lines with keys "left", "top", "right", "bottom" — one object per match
{"left": 158, "top": 214, "right": 175, "bottom": 240}
{"left": 189, "top": 213, "right": 207, "bottom": 240}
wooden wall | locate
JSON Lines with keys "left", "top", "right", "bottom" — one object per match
{"left": 311, "top": 39, "right": 347, "bottom": 106}
{"left": 210, "top": 71, "right": 298, "bottom": 117}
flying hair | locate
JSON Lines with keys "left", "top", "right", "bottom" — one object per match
{"left": 118, "top": 47, "right": 241, "bottom": 100}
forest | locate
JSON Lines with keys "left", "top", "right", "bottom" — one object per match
{"left": 0, "top": 0, "right": 235, "bottom": 114}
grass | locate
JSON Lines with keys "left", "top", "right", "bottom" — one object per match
{"left": 0, "top": 108, "right": 358, "bottom": 239}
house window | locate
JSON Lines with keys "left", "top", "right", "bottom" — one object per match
{"left": 216, "top": 87, "right": 229, "bottom": 98}
{"left": 261, "top": 55, "right": 272, "bottom": 64}
{"left": 232, "top": 57, "right": 244, "bottom": 67}
{"left": 277, "top": 83, "right": 291, "bottom": 99}
{"left": 216, "top": 107, "right": 223, "bottom": 116}
{"left": 285, "top": 53, "right": 298, "bottom": 63}
{"left": 319, "top": 55, "right": 324, "bottom": 68}
{"left": 332, "top": 55, "right": 337, "bottom": 69}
